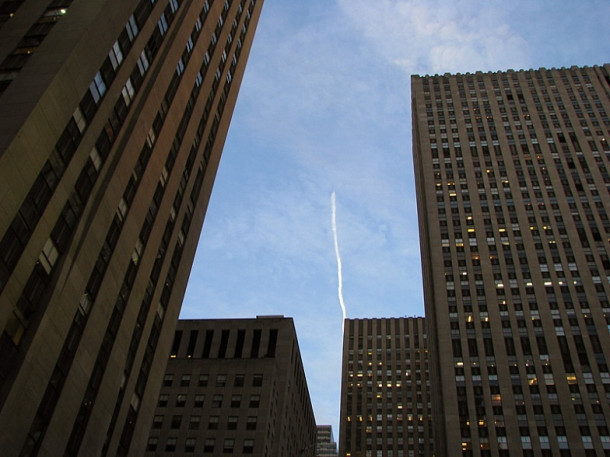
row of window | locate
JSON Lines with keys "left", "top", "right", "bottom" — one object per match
{"left": 159, "top": 391, "right": 262, "bottom": 409}
{"left": 147, "top": 436, "right": 255, "bottom": 453}
{"left": 163, "top": 372, "right": 263, "bottom": 388}
{"left": 170, "top": 327, "right": 279, "bottom": 358}
{"left": 152, "top": 413, "right": 258, "bottom": 430}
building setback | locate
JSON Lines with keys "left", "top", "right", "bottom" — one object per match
{"left": 339, "top": 317, "right": 434, "bottom": 457}
{"left": 412, "top": 65, "right": 610, "bottom": 456}
{"left": 0, "top": 0, "right": 263, "bottom": 455}
{"left": 316, "top": 425, "right": 338, "bottom": 457}
{"left": 144, "top": 317, "right": 317, "bottom": 457}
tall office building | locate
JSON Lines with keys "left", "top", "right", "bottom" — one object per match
{"left": 0, "top": 0, "right": 263, "bottom": 455}
{"left": 339, "top": 317, "right": 434, "bottom": 457}
{"left": 316, "top": 425, "right": 338, "bottom": 457}
{"left": 144, "top": 317, "right": 317, "bottom": 457}
{"left": 412, "top": 65, "right": 610, "bottom": 456}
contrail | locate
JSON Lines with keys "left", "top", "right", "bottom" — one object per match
{"left": 331, "top": 192, "right": 347, "bottom": 330}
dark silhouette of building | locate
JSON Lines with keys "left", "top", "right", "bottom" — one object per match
{"left": 0, "top": 0, "right": 263, "bottom": 455}
{"left": 144, "top": 317, "right": 317, "bottom": 457}
{"left": 339, "top": 317, "right": 434, "bottom": 457}
{"left": 412, "top": 64, "right": 610, "bottom": 456}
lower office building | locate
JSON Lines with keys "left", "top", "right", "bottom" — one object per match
{"left": 412, "top": 64, "right": 610, "bottom": 456}
{"left": 316, "top": 425, "right": 338, "bottom": 457}
{"left": 145, "top": 317, "right": 317, "bottom": 457}
{"left": 339, "top": 317, "right": 434, "bottom": 457}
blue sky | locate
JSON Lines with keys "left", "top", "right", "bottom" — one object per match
{"left": 180, "top": 0, "right": 610, "bottom": 437}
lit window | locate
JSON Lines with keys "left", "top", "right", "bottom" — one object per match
{"left": 44, "top": 8, "right": 67, "bottom": 17}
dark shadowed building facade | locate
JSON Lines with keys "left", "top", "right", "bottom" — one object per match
{"left": 144, "top": 317, "right": 317, "bottom": 457}
{"left": 412, "top": 64, "right": 610, "bottom": 456}
{"left": 339, "top": 317, "right": 434, "bottom": 457}
{"left": 0, "top": 0, "right": 263, "bottom": 455}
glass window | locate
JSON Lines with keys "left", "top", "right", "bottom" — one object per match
{"left": 243, "top": 439, "right": 254, "bottom": 454}
{"left": 203, "top": 439, "right": 214, "bottom": 453}
{"left": 189, "top": 415, "right": 201, "bottom": 430}
{"left": 249, "top": 395, "right": 260, "bottom": 408}
{"left": 165, "top": 437, "right": 177, "bottom": 452}
{"left": 223, "top": 439, "right": 234, "bottom": 453}
{"left": 108, "top": 41, "right": 123, "bottom": 69}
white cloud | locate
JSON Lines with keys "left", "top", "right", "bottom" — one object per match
{"left": 337, "top": 0, "right": 530, "bottom": 75}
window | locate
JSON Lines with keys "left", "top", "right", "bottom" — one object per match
{"left": 137, "top": 50, "right": 149, "bottom": 75}
{"left": 126, "top": 14, "right": 138, "bottom": 41}
{"left": 158, "top": 394, "right": 168, "bottom": 407}
{"left": 171, "top": 415, "right": 182, "bottom": 429}
{"left": 176, "top": 394, "right": 186, "bottom": 406}
{"left": 227, "top": 416, "right": 238, "bottom": 430}
{"left": 216, "top": 374, "right": 227, "bottom": 387}
{"left": 246, "top": 416, "right": 257, "bottom": 430}
{"left": 108, "top": 41, "right": 123, "bottom": 69}
{"left": 252, "top": 374, "right": 263, "bottom": 387}
{"left": 165, "top": 437, "right": 177, "bottom": 452}
{"left": 184, "top": 437, "right": 196, "bottom": 453}
{"left": 89, "top": 147, "right": 102, "bottom": 171}
{"left": 152, "top": 415, "right": 163, "bottom": 429}
{"left": 223, "top": 439, "right": 235, "bottom": 453}
{"left": 243, "top": 439, "right": 254, "bottom": 454}
{"left": 249, "top": 395, "right": 260, "bottom": 408}
{"left": 147, "top": 437, "right": 158, "bottom": 451}
{"left": 73, "top": 106, "right": 87, "bottom": 133}
{"left": 194, "top": 395, "right": 204, "bottom": 407}
{"left": 203, "top": 439, "right": 214, "bottom": 453}
{"left": 212, "top": 394, "right": 223, "bottom": 407}
{"left": 181, "top": 374, "right": 191, "bottom": 386}
{"left": 176, "top": 58, "right": 185, "bottom": 76}
{"left": 158, "top": 13, "right": 168, "bottom": 35}
{"left": 208, "top": 416, "right": 219, "bottom": 430}
{"left": 199, "top": 374, "right": 208, "bottom": 386}
{"left": 163, "top": 374, "right": 173, "bottom": 386}
{"left": 231, "top": 395, "right": 241, "bottom": 408}
{"left": 234, "top": 374, "right": 245, "bottom": 387}
{"left": 121, "top": 78, "right": 135, "bottom": 106}
{"left": 38, "top": 238, "right": 58, "bottom": 274}
{"left": 89, "top": 72, "right": 106, "bottom": 103}
{"left": 189, "top": 415, "right": 201, "bottom": 430}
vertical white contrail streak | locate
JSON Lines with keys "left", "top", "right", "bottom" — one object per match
{"left": 331, "top": 192, "right": 347, "bottom": 331}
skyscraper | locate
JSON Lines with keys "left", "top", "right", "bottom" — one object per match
{"left": 412, "top": 64, "right": 610, "bottom": 456}
{"left": 0, "top": 0, "right": 263, "bottom": 455}
{"left": 145, "top": 317, "right": 317, "bottom": 457}
{"left": 339, "top": 317, "right": 434, "bottom": 457}
{"left": 316, "top": 425, "right": 338, "bottom": 457}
